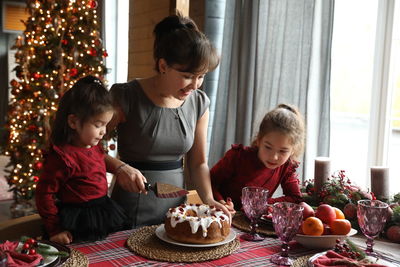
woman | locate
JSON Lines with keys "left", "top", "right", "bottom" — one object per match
{"left": 105, "top": 13, "right": 230, "bottom": 228}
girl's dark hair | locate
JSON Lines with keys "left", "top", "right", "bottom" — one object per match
{"left": 50, "top": 76, "right": 113, "bottom": 146}
{"left": 153, "top": 12, "right": 219, "bottom": 74}
{"left": 251, "top": 104, "right": 306, "bottom": 160}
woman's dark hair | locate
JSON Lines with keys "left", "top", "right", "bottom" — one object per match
{"left": 153, "top": 12, "right": 219, "bottom": 74}
{"left": 50, "top": 75, "right": 113, "bottom": 146}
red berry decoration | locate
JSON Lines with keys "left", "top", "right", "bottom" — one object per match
{"left": 103, "top": 51, "right": 108, "bottom": 57}
{"left": 26, "top": 238, "right": 36, "bottom": 245}
{"left": 61, "top": 39, "right": 68, "bottom": 45}
{"left": 22, "top": 243, "right": 30, "bottom": 250}
{"left": 33, "top": 176, "right": 40, "bottom": 182}
{"left": 28, "top": 248, "right": 36, "bottom": 255}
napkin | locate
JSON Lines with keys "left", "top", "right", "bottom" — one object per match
{"left": 0, "top": 240, "right": 43, "bottom": 267}
{"left": 313, "top": 250, "right": 388, "bottom": 267}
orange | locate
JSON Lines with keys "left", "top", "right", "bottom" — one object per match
{"left": 333, "top": 207, "right": 345, "bottom": 219}
{"left": 330, "top": 219, "right": 351, "bottom": 235}
{"left": 301, "top": 216, "right": 324, "bottom": 236}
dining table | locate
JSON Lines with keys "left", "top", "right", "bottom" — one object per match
{"left": 67, "top": 225, "right": 344, "bottom": 267}
{"left": 65, "top": 209, "right": 400, "bottom": 267}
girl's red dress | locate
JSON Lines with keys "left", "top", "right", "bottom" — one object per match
{"left": 211, "top": 144, "right": 303, "bottom": 209}
{"left": 36, "top": 144, "right": 109, "bottom": 236}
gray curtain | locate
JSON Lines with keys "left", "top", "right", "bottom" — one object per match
{"left": 208, "top": 0, "right": 333, "bottom": 181}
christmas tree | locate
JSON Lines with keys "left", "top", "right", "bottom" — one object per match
{"left": 2, "top": 0, "right": 107, "bottom": 201}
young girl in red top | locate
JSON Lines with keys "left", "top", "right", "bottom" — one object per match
{"left": 36, "top": 76, "right": 127, "bottom": 244}
{"left": 211, "top": 104, "right": 305, "bottom": 212}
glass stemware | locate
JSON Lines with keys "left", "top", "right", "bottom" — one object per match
{"left": 357, "top": 199, "right": 389, "bottom": 257}
{"left": 241, "top": 186, "right": 269, "bottom": 241}
{"left": 270, "top": 202, "right": 304, "bottom": 266}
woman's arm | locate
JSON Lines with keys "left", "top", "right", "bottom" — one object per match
{"left": 104, "top": 93, "right": 147, "bottom": 193}
{"left": 185, "top": 109, "right": 232, "bottom": 219}
{"left": 105, "top": 154, "right": 147, "bottom": 193}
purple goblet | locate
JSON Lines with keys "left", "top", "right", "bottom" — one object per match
{"left": 270, "top": 202, "right": 303, "bottom": 266}
{"left": 241, "top": 186, "right": 269, "bottom": 241}
{"left": 357, "top": 199, "right": 389, "bottom": 257}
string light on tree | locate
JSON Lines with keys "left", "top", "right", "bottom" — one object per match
{"left": 2, "top": 0, "right": 108, "bottom": 203}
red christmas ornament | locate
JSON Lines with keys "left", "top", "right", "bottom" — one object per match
{"left": 70, "top": 68, "right": 78, "bottom": 77}
{"left": 11, "top": 88, "right": 19, "bottom": 96}
{"left": 32, "top": 73, "right": 41, "bottom": 79}
{"left": 34, "top": 162, "right": 43, "bottom": 170}
{"left": 28, "top": 125, "right": 37, "bottom": 131}
{"left": 61, "top": 39, "right": 68, "bottom": 45}
{"left": 88, "top": 0, "right": 98, "bottom": 8}
{"left": 109, "top": 144, "right": 116, "bottom": 150}
{"left": 10, "top": 79, "right": 19, "bottom": 87}
{"left": 23, "top": 84, "right": 32, "bottom": 92}
{"left": 103, "top": 51, "right": 108, "bottom": 57}
{"left": 89, "top": 48, "right": 97, "bottom": 56}
{"left": 33, "top": 176, "right": 40, "bottom": 182}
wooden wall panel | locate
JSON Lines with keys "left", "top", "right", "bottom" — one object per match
{"left": 128, "top": 0, "right": 205, "bottom": 80}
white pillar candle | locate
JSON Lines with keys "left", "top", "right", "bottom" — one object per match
{"left": 370, "top": 166, "right": 389, "bottom": 200}
{"left": 314, "top": 157, "right": 331, "bottom": 193}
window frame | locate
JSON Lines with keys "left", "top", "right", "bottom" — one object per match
{"left": 367, "top": 0, "right": 395, "bottom": 173}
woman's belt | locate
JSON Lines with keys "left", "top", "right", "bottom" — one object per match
{"left": 125, "top": 160, "right": 183, "bottom": 171}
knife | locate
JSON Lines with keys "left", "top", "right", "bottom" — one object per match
{"left": 144, "top": 182, "right": 189, "bottom": 198}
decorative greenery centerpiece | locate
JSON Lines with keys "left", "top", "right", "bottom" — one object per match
{"left": 301, "top": 170, "right": 374, "bottom": 210}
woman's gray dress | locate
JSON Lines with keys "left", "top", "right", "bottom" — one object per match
{"left": 110, "top": 80, "right": 210, "bottom": 228}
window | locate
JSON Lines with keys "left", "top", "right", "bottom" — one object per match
{"left": 388, "top": 1, "right": 400, "bottom": 194}
{"left": 104, "top": 0, "right": 129, "bottom": 86}
{"left": 330, "top": 0, "right": 399, "bottom": 195}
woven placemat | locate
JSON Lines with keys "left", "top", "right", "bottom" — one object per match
{"left": 292, "top": 254, "right": 312, "bottom": 267}
{"left": 232, "top": 212, "right": 276, "bottom": 236}
{"left": 61, "top": 248, "right": 88, "bottom": 267}
{"left": 127, "top": 225, "right": 240, "bottom": 263}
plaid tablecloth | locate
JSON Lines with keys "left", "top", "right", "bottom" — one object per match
{"left": 69, "top": 227, "right": 317, "bottom": 267}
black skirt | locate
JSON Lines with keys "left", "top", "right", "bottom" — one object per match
{"left": 59, "top": 195, "right": 128, "bottom": 242}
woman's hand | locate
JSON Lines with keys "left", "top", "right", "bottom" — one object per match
{"left": 204, "top": 198, "right": 233, "bottom": 224}
{"left": 50, "top": 231, "right": 72, "bottom": 245}
{"left": 115, "top": 164, "right": 147, "bottom": 193}
{"left": 218, "top": 197, "right": 236, "bottom": 215}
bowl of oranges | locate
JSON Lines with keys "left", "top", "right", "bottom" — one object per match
{"left": 294, "top": 202, "right": 358, "bottom": 249}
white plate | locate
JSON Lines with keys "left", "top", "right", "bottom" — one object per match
{"left": 307, "top": 251, "right": 399, "bottom": 267}
{"left": 155, "top": 224, "right": 237, "bottom": 247}
{"left": 295, "top": 228, "right": 357, "bottom": 249}
{"left": 17, "top": 242, "right": 58, "bottom": 267}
